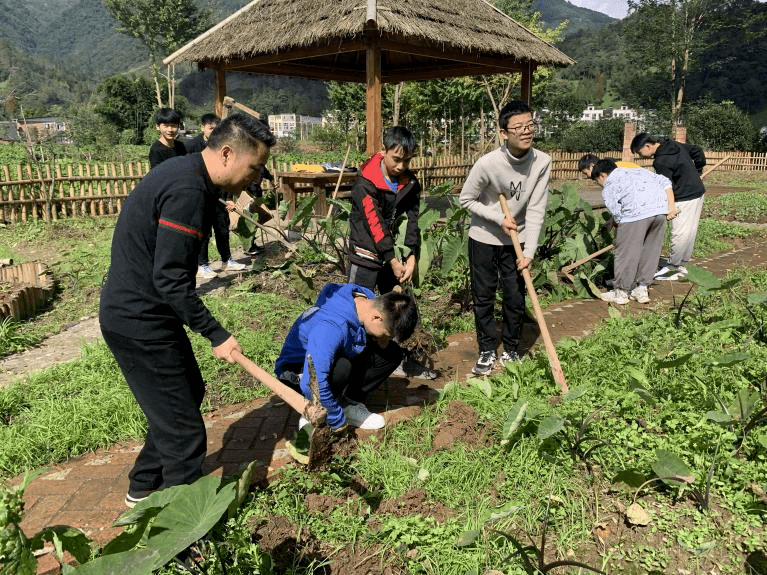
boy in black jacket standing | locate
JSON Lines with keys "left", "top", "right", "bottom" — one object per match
{"left": 347, "top": 126, "right": 435, "bottom": 379}
{"left": 100, "top": 113, "right": 276, "bottom": 507}
{"left": 148, "top": 108, "right": 187, "bottom": 169}
{"left": 631, "top": 133, "right": 706, "bottom": 281}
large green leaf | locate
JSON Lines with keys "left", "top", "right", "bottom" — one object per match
{"left": 69, "top": 549, "right": 160, "bottom": 575}
{"left": 503, "top": 400, "right": 528, "bottom": 439}
{"left": 708, "top": 352, "right": 749, "bottom": 367}
{"left": 747, "top": 292, "right": 767, "bottom": 306}
{"left": 684, "top": 265, "right": 721, "bottom": 290}
{"left": 729, "top": 388, "right": 761, "bottom": 422}
{"left": 652, "top": 450, "right": 695, "bottom": 486}
{"left": 30, "top": 526, "right": 93, "bottom": 565}
{"left": 537, "top": 415, "right": 565, "bottom": 439}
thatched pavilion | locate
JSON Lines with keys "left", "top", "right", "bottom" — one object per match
{"left": 164, "top": 0, "right": 574, "bottom": 154}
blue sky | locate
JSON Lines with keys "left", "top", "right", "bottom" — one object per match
{"left": 567, "top": 0, "right": 766, "bottom": 20}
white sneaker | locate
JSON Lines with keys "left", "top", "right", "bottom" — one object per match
{"left": 343, "top": 402, "right": 385, "bottom": 429}
{"left": 472, "top": 350, "right": 497, "bottom": 375}
{"left": 599, "top": 289, "right": 629, "bottom": 304}
{"left": 655, "top": 265, "right": 686, "bottom": 281}
{"left": 224, "top": 259, "right": 246, "bottom": 271}
{"left": 197, "top": 265, "right": 217, "bottom": 279}
{"left": 630, "top": 285, "right": 650, "bottom": 303}
{"left": 298, "top": 416, "right": 310, "bottom": 430}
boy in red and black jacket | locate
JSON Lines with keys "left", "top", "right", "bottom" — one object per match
{"left": 348, "top": 126, "right": 421, "bottom": 292}
{"left": 347, "top": 126, "right": 436, "bottom": 380}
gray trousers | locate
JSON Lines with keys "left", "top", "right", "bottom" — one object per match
{"left": 614, "top": 214, "right": 667, "bottom": 291}
{"left": 668, "top": 195, "right": 705, "bottom": 267}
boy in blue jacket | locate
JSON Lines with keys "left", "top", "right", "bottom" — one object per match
{"left": 275, "top": 284, "right": 418, "bottom": 430}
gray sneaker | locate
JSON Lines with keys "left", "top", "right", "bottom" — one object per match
{"left": 499, "top": 350, "right": 521, "bottom": 364}
{"left": 472, "top": 350, "right": 496, "bottom": 375}
{"left": 630, "top": 285, "right": 650, "bottom": 303}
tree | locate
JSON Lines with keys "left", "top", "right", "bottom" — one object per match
{"left": 92, "top": 74, "right": 156, "bottom": 144}
{"left": 684, "top": 99, "right": 757, "bottom": 150}
{"left": 102, "top": 0, "right": 210, "bottom": 108}
{"left": 625, "top": 0, "right": 735, "bottom": 130}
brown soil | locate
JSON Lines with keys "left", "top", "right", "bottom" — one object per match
{"left": 431, "top": 400, "right": 486, "bottom": 451}
{"left": 375, "top": 488, "right": 455, "bottom": 524}
{"left": 250, "top": 514, "right": 408, "bottom": 574}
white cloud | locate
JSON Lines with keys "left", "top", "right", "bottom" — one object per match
{"left": 565, "top": 0, "right": 629, "bottom": 19}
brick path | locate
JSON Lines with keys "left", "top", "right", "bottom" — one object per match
{"left": 12, "top": 238, "right": 767, "bottom": 574}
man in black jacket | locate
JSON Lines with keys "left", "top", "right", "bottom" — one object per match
{"left": 631, "top": 133, "right": 706, "bottom": 281}
{"left": 100, "top": 113, "right": 276, "bottom": 507}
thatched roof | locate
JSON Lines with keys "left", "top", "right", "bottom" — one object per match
{"left": 164, "top": 0, "right": 574, "bottom": 82}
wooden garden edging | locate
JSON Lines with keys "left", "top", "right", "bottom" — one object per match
{"left": 0, "top": 261, "right": 56, "bottom": 321}
{"left": 1, "top": 151, "right": 765, "bottom": 224}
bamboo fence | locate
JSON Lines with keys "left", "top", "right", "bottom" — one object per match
{"left": 1, "top": 151, "right": 765, "bottom": 223}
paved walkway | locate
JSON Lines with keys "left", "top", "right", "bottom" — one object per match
{"left": 9, "top": 238, "right": 767, "bottom": 575}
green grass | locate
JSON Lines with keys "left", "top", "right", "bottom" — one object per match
{"left": 0, "top": 290, "right": 303, "bottom": 479}
{"left": 703, "top": 191, "right": 767, "bottom": 222}
{"left": 0, "top": 217, "right": 116, "bottom": 355}
{"left": 691, "top": 218, "right": 767, "bottom": 257}
{"left": 208, "top": 267, "right": 767, "bottom": 574}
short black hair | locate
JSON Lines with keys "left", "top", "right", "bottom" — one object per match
{"left": 578, "top": 154, "right": 601, "bottom": 172}
{"left": 155, "top": 108, "right": 182, "bottom": 125}
{"left": 630, "top": 132, "right": 664, "bottom": 154}
{"left": 206, "top": 113, "right": 277, "bottom": 151}
{"left": 200, "top": 113, "right": 220, "bottom": 126}
{"left": 383, "top": 126, "right": 416, "bottom": 156}
{"left": 499, "top": 100, "right": 532, "bottom": 130}
{"left": 375, "top": 291, "right": 419, "bottom": 343}
{"left": 590, "top": 158, "right": 617, "bottom": 180}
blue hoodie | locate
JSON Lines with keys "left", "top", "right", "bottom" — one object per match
{"left": 275, "top": 283, "right": 373, "bottom": 428}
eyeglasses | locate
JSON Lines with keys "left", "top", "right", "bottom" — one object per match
{"left": 504, "top": 122, "right": 536, "bottom": 134}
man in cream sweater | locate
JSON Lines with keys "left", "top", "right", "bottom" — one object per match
{"left": 459, "top": 100, "right": 551, "bottom": 375}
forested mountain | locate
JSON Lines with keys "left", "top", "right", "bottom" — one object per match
{"left": 532, "top": 0, "right": 616, "bottom": 36}
{"left": 555, "top": 0, "right": 767, "bottom": 117}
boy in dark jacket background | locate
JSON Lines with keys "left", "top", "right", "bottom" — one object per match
{"left": 346, "top": 126, "right": 435, "bottom": 379}
{"left": 631, "top": 133, "right": 706, "bottom": 281}
{"left": 149, "top": 108, "right": 187, "bottom": 169}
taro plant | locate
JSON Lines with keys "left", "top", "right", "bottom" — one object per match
{"left": 0, "top": 463, "right": 261, "bottom": 575}
{"left": 535, "top": 183, "right": 613, "bottom": 298}
{"left": 500, "top": 389, "right": 611, "bottom": 472}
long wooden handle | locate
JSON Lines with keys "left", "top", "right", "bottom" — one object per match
{"left": 499, "top": 195, "right": 569, "bottom": 394}
{"left": 560, "top": 244, "right": 615, "bottom": 275}
{"left": 231, "top": 349, "right": 309, "bottom": 415}
{"left": 219, "top": 199, "right": 297, "bottom": 253}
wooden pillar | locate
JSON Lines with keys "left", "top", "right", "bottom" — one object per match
{"left": 520, "top": 62, "right": 535, "bottom": 103}
{"left": 214, "top": 67, "right": 226, "bottom": 118}
{"left": 365, "top": 42, "right": 382, "bottom": 157}
{"left": 622, "top": 122, "right": 635, "bottom": 163}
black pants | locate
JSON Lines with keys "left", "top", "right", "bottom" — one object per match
{"left": 101, "top": 327, "right": 207, "bottom": 494}
{"left": 347, "top": 261, "right": 398, "bottom": 294}
{"left": 279, "top": 342, "right": 402, "bottom": 405}
{"left": 468, "top": 237, "right": 526, "bottom": 354}
{"left": 199, "top": 201, "right": 231, "bottom": 265}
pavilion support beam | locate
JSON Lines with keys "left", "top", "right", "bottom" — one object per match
{"left": 366, "top": 42, "right": 382, "bottom": 156}
{"left": 214, "top": 67, "right": 227, "bottom": 118}
{"left": 520, "top": 62, "right": 535, "bottom": 103}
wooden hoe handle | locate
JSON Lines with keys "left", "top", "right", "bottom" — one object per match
{"left": 231, "top": 349, "right": 309, "bottom": 415}
{"left": 498, "top": 194, "right": 569, "bottom": 394}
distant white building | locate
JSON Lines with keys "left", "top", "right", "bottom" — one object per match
{"left": 580, "top": 104, "right": 640, "bottom": 123}
{"left": 268, "top": 114, "right": 323, "bottom": 139}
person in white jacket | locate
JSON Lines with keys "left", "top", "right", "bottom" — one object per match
{"left": 459, "top": 100, "right": 551, "bottom": 375}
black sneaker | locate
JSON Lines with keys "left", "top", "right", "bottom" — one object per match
{"left": 472, "top": 350, "right": 496, "bottom": 375}
{"left": 124, "top": 489, "right": 154, "bottom": 508}
{"left": 245, "top": 241, "right": 263, "bottom": 256}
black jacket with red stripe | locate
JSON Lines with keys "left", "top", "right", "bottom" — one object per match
{"left": 99, "top": 153, "right": 230, "bottom": 346}
{"left": 347, "top": 152, "right": 421, "bottom": 270}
